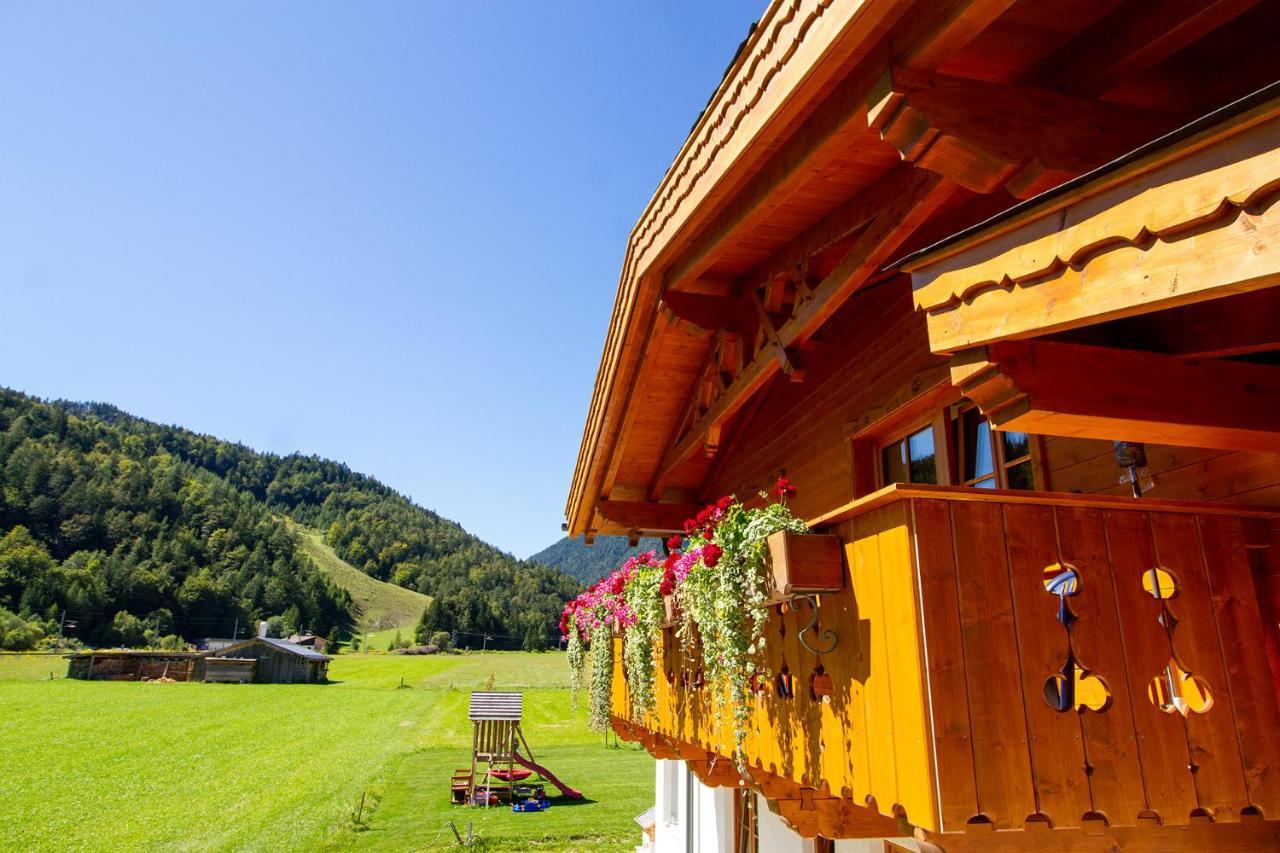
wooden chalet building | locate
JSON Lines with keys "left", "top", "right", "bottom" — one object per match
{"left": 567, "top": 2, "right": 1280, "bottom": 851}
{"left": 206, "top": 635, "right": 331, "bottom": 684}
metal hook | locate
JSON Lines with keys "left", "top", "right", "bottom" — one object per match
{"left": 796, "top": 594, "right": 838, "bottom": 655}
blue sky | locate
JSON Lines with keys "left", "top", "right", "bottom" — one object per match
{"left": 0, "top": 2, "right": 763, "bottom": 558}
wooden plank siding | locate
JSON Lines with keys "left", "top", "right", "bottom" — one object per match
{"left": 611, "top": 488, "right": 1280, "bottom": 838}
{"left": 703, "top": 281, "right": 946, "bottom": 521}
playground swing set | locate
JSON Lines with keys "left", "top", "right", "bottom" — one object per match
{"left": 451, "top": 692, "right": 583, "bottom": 813}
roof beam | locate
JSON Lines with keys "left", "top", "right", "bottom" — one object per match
{"left": 660, "top": 0, "right": 1024, "bottom": 294}
{"left": 952, "top": 340, "right": 1280, "bottom": 454}
{"left": 656, "top": 171, "right": 955, "bottom": 486}
{"left": 738, "top": 161, "right": 924, "bottom": 294}
{"left": 1053, "top": 287, "right": 1280, "bottom": 359}
{"left": 659, "top": 292, "right": 756, "bottom": 337}
{"left": 1024, "top": 0, "right": 1262, "bottom": 99}
{"left": 595, "top": 500, "right": 701, "bottom": 534}
{"left": 867, "top": 67, "right": 1175, "bottom": 197}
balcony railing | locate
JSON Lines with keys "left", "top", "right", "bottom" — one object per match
{"left": 611, "top": 484, "right": 1280, "bottom": 840}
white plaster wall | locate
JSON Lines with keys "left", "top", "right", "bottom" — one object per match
{"left": 653, "top": 759, "right": 686, "bottom": 853}
{"left": 650, "top": 762, "right": 918, "bottom": 852}
{"left": 692, "top": 777, "right": 735, "bottom": 853}
{"left": 755, "top": 793, "right": 808, "bottom": 853}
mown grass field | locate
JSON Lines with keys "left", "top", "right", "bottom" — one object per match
{"left": 0, "top": 652, "right": 651, "bottom": 852}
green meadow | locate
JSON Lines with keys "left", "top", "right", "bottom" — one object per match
{"left": 0, "top": 652, "right": 652, "bottom": 852}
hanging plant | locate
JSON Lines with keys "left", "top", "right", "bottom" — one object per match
{"left": 587, "top": 621, "right": 614, "bottom": 732}
{"left": 621, "top": 552, "right": 665, "bottom": 719}
{"left": 674, "top": 479, "right": 807, "bottom": 765}
{"left": 561, "top": 561, "right": 635, "bottom": 732}
{"left": 565, "top": 614, "right": 585, "bottom": 709}
{"left": 561, "top": 477, "right": 812, "bottom": 762}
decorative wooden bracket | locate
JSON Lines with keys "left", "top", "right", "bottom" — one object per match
{"left": 661, "top": 291, "right": 756, "bottom": 337}
{"left": 866, "top": 67, "right": 1174, "bottom": 198}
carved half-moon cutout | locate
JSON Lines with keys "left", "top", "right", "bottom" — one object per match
{"left": 1148, "top": 659, "right": 1213, "bottom": 715}
{"left": 1044, "top": 664, "right": 1112, "bottom": 712}
{"left": 1042, "top": 562, "right": 1080, "bottom": 596}
{"left": 1141, "top": 567, "right": 1179, "bottom": 600}
{"left": 775, "top": 666, "right": 794, "bottom": 699}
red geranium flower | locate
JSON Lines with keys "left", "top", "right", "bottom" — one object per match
{"left": 775, "top": 476, "right": 797, "bottom": 499}
{"left": 666, "top": 534, "right": 683, "bottom": 551}
{"left": 702, "top": 543, "right": 724, "bottom": 568}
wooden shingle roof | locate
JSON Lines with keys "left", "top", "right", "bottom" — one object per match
{"left": 468, "top": 691, "right": 522, "bottom": 721}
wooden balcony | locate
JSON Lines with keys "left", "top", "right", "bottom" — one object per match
{"left": 611, "top": 485, "right": 1280, "bottom": 849}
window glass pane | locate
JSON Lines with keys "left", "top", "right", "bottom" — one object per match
{"left": 907, "top": 426, "right": 937, "bottom": 484}
{"left": 973, "top": 476, "right": 997, "bottom": 489}
{"left": 1001, "top": 430, "right": 1029, "bottom": 461}
{"left": 882, "top": 440, "right": 908, "bottom": 485}
{"left": 1006, "top": 459, "right": 1034, "bottom": 490}
{"left": 962, "top": 409, "right": 994, "bottom": 482}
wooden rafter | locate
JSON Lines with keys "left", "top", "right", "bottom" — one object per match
{"left": 951, "top": 340, "right": 1280, "bottom": 454}
{"left": 738, "top": 162, "right": 924, "bottom": 295}
{"left": 655, "top": 171, "right": 955, "bottom": 487}
{"left": 1052, "top": 287, "right": 1280, "bottom": 359}
{"left": 1023, "top": 0, "right": 1262, "bottom": 99}
{"left": 595, "top": 500, "right": 701, "bottom": 534}
{"left": 749, "top": 290, "right": 805, "bottom": 382}
{"left": 660, "top": 291, "right": 756, "bottom": 337}
{"left": 867, "top": 67, "right": 1176, "bottom": 197}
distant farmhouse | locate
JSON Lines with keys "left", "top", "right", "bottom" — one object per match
{"left": 285, "top": 633, "right": 327, "bottom": 653}
{"left": 66, "top": 630, "right": 331, "bottom": 684}
{"left": 204, "top": 635, "right": 330, "bottom": 684}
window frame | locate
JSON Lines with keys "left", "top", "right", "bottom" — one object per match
{"left": 951, "top": 401, "right": 1037, "bottom": 491}
{"left": 849, "top": 381, "right": 1044, "bottom": 497}
{"left": 876, "top": 417, "right": 941, "bottom": 488}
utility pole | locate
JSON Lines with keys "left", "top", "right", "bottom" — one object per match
{"left": 483, "top": 634, "right": 492, "bottom": 652}
{"left": 232, "top": 617, "right": 239, "bottom": 640}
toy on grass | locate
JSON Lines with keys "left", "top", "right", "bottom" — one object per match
{"left": 451, "top": 691, "right": 584, "bottom": 807}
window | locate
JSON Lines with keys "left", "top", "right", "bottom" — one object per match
{"left": 880, "top": 423, "right": 937, "bottom": 485}
{"left": 954, "top": 404, "right": 1033, "bottom": 490}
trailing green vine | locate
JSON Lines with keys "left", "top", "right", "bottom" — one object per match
{"left": 587, "top": 621, "right": 614, "bottom": 732}
{"left": 566, "top": 616, "right": 585, "bottom": 709}
{"left": 622, "top": 555, "right": 664, "bottom": 719}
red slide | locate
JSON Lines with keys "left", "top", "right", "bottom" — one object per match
{"left": 512, "top": 750, "right": 584, "bottom": 800}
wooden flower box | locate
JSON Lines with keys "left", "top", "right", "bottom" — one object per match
{"left": 766, "top": 530, "right": 844, "bottom": 598}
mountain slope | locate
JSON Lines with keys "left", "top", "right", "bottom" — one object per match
{"left": 0, "top": 388, "right": 577, "bottom": 648}
{"left": 530, "top": 535, "right": 664, "bottom": 584}
{"left": 286, "top": 519, "right": 429, "bottom": 635}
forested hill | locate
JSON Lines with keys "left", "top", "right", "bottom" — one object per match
{"left": 0, "top": 388, "right": 577, "bottom": 648}
{"left": 530, "top": 534, "right": 663, "bottom": 584}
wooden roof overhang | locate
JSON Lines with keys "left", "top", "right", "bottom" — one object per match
{"left": 567, "top": 0, "right": 1280, "bottom": 540}
{"left": 903, "top": 85, "right": 1280, "bottom": 454}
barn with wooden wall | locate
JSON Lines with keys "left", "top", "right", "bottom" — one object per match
{"left": 205, "top": 637, "right": 330, "bottom": 684}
